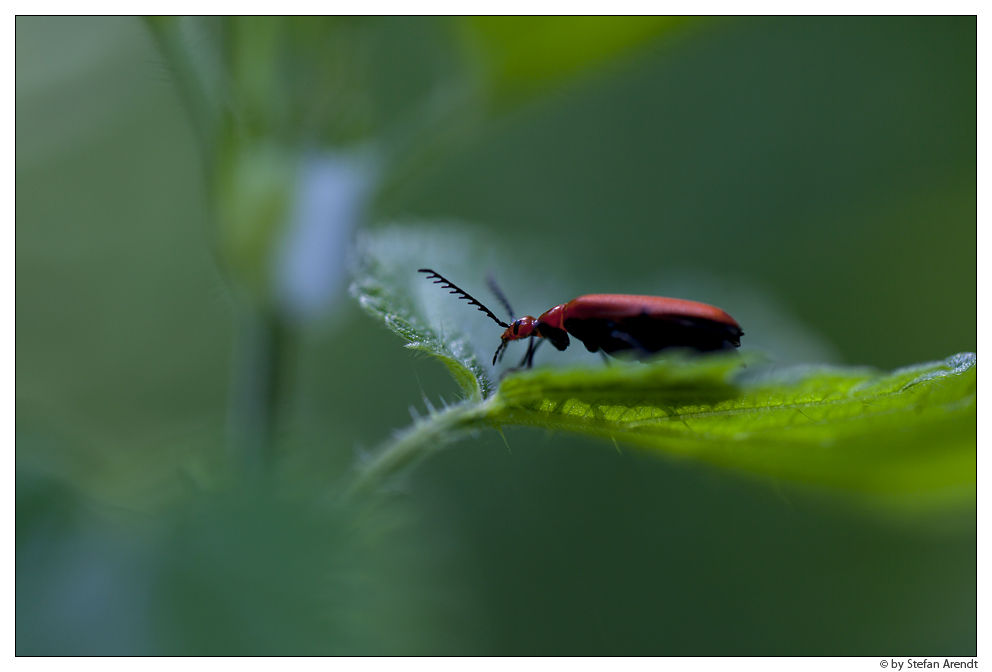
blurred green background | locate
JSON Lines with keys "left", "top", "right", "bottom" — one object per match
{"left": 17, "top": 17, "right": 975, "bottom": 654}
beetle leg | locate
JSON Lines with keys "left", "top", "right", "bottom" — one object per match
{"left": 509, "top": 336, "right": 534, "bottom": 371}
{"left": 520, "top": 336, "right": 535, "bottom": 368}
{"left": 515, "top": 336, "right": 532, "bottom": 369}
{"left": 515, "top": 335, "right": 540, "bottom": 369}
{"left": 599, "top": 350, "right": 611, "bottom": 366}
{"left": 525, "top": 337, "right": 545, "bottom": 368}
{"left": 610, "top": 329, "right": 647, "bottom": 354}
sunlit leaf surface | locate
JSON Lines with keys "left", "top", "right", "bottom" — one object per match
{"left": 493, "top": 353, "right": 975, "bottom": 504}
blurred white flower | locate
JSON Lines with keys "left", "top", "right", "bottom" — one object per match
{"left": 275, "top": 151, "right": 377, "bottom": 321}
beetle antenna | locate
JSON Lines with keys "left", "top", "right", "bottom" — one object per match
{"left": 419, "top": 269, "right": 510, "bottom": 329}
{"left": 486, "top": 273, "right": 515, "bottom": 320}
{"left": 493, "top": 340, "right": 505, "bottom": 366}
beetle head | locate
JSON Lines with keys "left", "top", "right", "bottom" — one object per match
{"left": 502, "top": 316, "right": 538, "bottom": 342}
{"left": 493, "top": 316, "right": 538, "bottom": 365}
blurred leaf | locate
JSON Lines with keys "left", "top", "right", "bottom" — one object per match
{"left": 154, "top": 491, "right": 455, "bottom": 654}
{"left": 460, "top": 16, "right": 693, "bottom": 107}
{"left": 351, "top": 225, "right": 976, "bottom": 508}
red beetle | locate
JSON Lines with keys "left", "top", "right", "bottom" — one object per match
{"left": 419, "top": 269, "right": 743, "bottom": 368}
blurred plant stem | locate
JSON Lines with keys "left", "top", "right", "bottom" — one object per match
{"left": 227, "top": 308, "right": 296, "bottom": 482}
{"left": 345, "top": 401, "right": 493, "bottom": 501}
{"left": 145, "top": 17, "right": 223, "bottom": 170}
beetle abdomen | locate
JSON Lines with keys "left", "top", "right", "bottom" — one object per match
{"left": 564, "top": 314, "right": 742, "bottom": 360}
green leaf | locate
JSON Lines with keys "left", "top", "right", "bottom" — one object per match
{"left": 459, "top": 17, "right": 695, "bottom": 108}
{"left": 350, "top": 224, "right": 504, "bottom": 402}
{"left": 350, "top": 224, "right": 976, "bottom": 509}
{"left": 489, "top": 353, "right": 976, "bottom": 506}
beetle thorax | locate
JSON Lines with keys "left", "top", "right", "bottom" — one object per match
{"left": 537, "top": 304, "right": 566, "bottom": 331}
